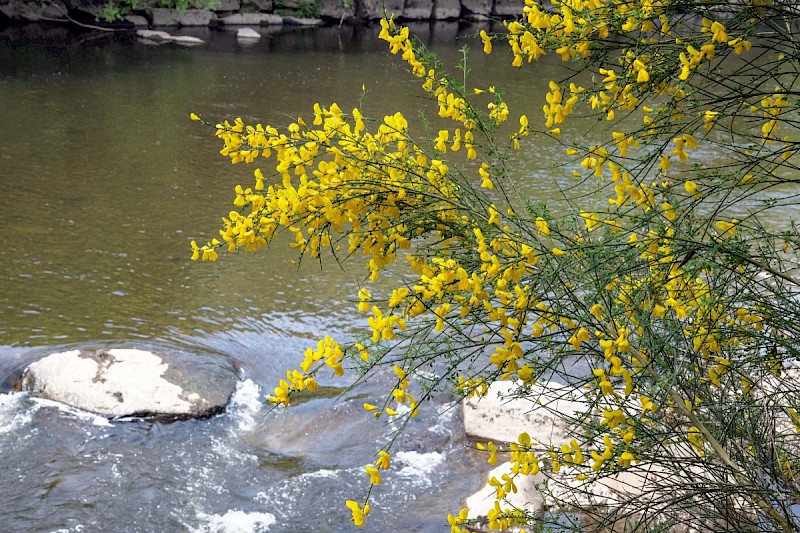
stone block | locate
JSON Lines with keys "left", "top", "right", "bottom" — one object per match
{"left": 124, "top": 14, "right": 149, "bottom": 26}
{"left": 0, "top": 0, "right": 69, "bottom": 21}
{"left": 463, "top": 380, "right": 589, "bottom": 446}
{"left": 491, "top": 0, "right": 524, "bottom": 16}
{"left": 460, "top": 0, "right": 490, "bottom": 15}
{"left": 220, "top": 12, "right": 281, "bottom": 24}
{"left": 320, "top": 0, "right": 355, "bottom": 21}
{"left": 357, "top": 0, "right": 405, "bottom": 20}
{"left": 150, "top": 7, "right": 217, "bottom": 26}
{"left": 402, "top": 0, "right": 433, "bottom": 19}
{"left": 282, "top": 15, "right": 322, "bottom": 24}
{"left": 432, "top": 0, "right": 460, "bottom": 20}
{"left": 466, "top": 463, "right": 546, "bottom": 520}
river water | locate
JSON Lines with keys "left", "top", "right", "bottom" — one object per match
{"left": 1, "top": 21, "right": 798, "bottom": 533}
{"left": 0, "top": 21, "right": 570, "bottom": 533}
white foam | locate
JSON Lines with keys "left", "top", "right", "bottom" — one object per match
{"left": 394, "top": 451, "right": 444, "bottom": 488}
{"left": 0, "top": 391, "right": 36, "bottom": 434}
{"left": 428, "top": 404, "right": 458, "bottom": 437}
{"left": 295, "top": 468, "right": 339, "bottom": 480}
{"left": 211, "top": 438, "right": 257, "bottom": 465}
{"left": 29, "top": 397, "right": 113, "bottom": 427}
{"left": 226, "top": 379, "right": 262, "bottom": 432}
{"left": 192, "top": 510, "right": 276, "bottom": 533}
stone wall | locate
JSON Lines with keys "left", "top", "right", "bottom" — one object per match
{"left": 0, "top": 0, "right": 523, "bottom": 25}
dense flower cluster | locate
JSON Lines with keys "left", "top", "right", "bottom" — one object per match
{"left": 192, "top": 0, "right": 800, "bottom": 530}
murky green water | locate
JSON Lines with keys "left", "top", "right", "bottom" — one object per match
{"left": 0, "top": 22, "right": 573, "bottom": 350}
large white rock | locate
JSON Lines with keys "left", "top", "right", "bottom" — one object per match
{"left": 22, "top": 348, "right": 238, "bottom": 419}
{"left": 463, "top": 380, "right": 590, "bottom": 446}
{"left": 462, "top": 380, "right": 735, "bottom": 528}
{"left": 466, "top": 462, "right": 546, "bottom": 521}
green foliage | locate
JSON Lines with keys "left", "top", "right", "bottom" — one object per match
{"left": 272, "top": 0, "right": 321, "bottom": 18}
{"left": 93, "top": 0, "right": 221, "bottom": 22}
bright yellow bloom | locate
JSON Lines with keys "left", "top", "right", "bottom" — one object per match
{"left": 662, "top": 202, "right": 677, "bottom": 221}
{"left": 479, "top": 29, "right": 493, "bottom": 54}
{"left": 535, "top": 217, "right": 550, "bottom": 235}
{"left": 479, "top": 163, "right": 494, "bottom": 189}
{"left": 376, "top": 450, "right": 391, "bottom": 470}
{"left": 345, "top": 500, "right": 369, "bottom": 527}
{"left": 358, "top": 288, "right": 372, "bottom": 312}
{"left": 715, "top": 219, "right": 738, "bottom": 237}
{"left": 365, "top": 465, "right": 382, "bottom": 484}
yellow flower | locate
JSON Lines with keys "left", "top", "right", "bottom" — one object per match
{"left": 358, "top": 288, "right": 372, "bottom": 312}
{"left": 447, "top": 508, "right": 469, "bottom": 531}
{"left": 552, "top": 247, "right": 566, "bottom": 256}
{"left": 687, "top": 426, "right": 705, "bottom": 455}
{"left": 715, "top": 219, "right": 738, "bottom": 237}
{"left": 486, "top": 440, "right": 498, "bottom": 464}
{"left": 662, "top": 202, "right": 677, "bottom": 221}
{"left": 376, "top": 450, "right": 391, "bottom": 470}
{"left": 488, "top": 204, "right": 500, "bottom": 226}
{"left": 345, "top": 500, "right": 369, "bottom": 527}
{"left": 568, "top": 327, "right": 590, "bottom": 350}
{"left": 535, "top": 217, "right": 550, "bottom": 235}
{"left": 365, "top": 465, "right": 382, "bottom": 484}
{"left": 479, "top": 29, "right": 493, "bottom": 54}
{"left": 479, "top": 163, "right": 494, "bottom": 189}
{"left": 190, "top": 112, "right": 201, "bottom": 121}
{"left": 617, "top": 450, "right": 635, "bottom": 467}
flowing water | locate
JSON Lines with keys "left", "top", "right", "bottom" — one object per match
{"left": 0, "top": 21, "right": 563, "bottom": 533}
{"left": 1, "top": 21, "right": 798, "bottom": 533}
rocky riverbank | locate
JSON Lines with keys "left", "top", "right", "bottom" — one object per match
{"left": 0, "top": 0, "right": 525, "bottom": 28}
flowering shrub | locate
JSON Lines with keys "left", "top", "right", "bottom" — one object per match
{"left": 191, "top": 1, "right": 800, "bottom": 531}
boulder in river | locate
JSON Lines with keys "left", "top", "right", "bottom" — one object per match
{"left": 236, "top": 27, "right": 262, "bottom": 41}
{"left": 22, "top": 348, "right": 239, "bottom": 420}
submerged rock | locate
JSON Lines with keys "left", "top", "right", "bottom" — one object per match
{"left": 236, "top": 27, "right": 262, "bottom": 41}
{"left": 136, "top": 29, "right": 206, "bottom": 45}
{"left": 22, "top": 348, "right": 238, "bottom": 420}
